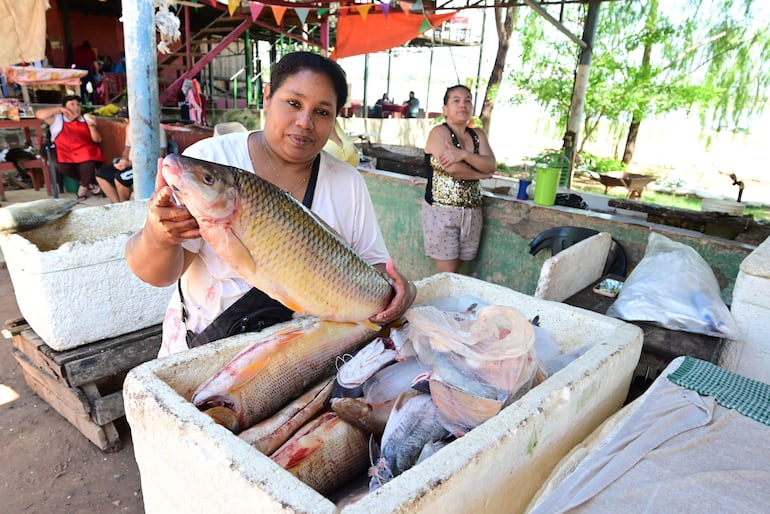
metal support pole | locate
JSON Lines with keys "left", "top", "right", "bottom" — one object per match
{"left": 363, "top": 53, "right": 369, "bottom": 119}
{"left": 474, "top": 4, "right": 487, "bottom": 113}
{"left": 245, "top": 30, "right": 254, "bottom": 106}
{"left": 122, "top": 0, "right": 162, "bottom": 200}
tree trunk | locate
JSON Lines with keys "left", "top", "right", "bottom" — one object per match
{"left": 623, "top": 118, "right": 641, "bottom": 165}
{"left": 622, "top": 0, "right": 656, "bottom": 165}
{"left": 480, "top": 6, "right": 517, "bottom": 134}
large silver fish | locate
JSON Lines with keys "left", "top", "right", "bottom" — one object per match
{"left": 0, "top": 198, "right": 77, "bottom": 232}
{"left": 238, "top": 377, "right": 334, "bottom": 455}
{"left": 369, "top": 391, "right": 450, "bottom": 491}
{"left": 161, "top": 153, "right": 393, "bottom": 325}
{"left": 271, "top": 412, "right": 370, "bottom": 496}
{"left": 193, "top": 320, "right": 379, "bottom": 433}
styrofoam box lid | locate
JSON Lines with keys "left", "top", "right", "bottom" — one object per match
{"left": 0, "top": 200, "right": 150, "bottom": 272}
{"left": 124, "top": 273, "right": 643, "bottom": 514}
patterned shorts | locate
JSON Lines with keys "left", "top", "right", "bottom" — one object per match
{"left": 422, "top": 202, "right": 483, "bottom": 261}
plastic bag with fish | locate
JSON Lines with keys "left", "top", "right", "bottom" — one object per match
{"left": 606, "top": 232, "right": 741, "bottom": 339}
{"left": 405, "top": 304, "right": 539, "bottom": 435}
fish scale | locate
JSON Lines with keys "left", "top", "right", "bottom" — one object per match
{"left": 162, "top": 153, "right": 392, "bottom": 324}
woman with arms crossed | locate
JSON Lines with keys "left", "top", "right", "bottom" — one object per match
{"left": 423, "top": 85, "right": 497, "bottom": 273}
{"left": 126, "top": 52, "right": 416, "bottom": 357}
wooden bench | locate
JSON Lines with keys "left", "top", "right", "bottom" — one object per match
{"left": 3, "top": 318, "right": 161, "bottom": 452}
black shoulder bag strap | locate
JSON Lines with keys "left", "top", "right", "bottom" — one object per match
{"left": 181, "top": 155, "right": 321, "bottom": 348}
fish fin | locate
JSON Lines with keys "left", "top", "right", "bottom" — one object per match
{"left": 229, "top": 232, "right": 257, "bottom": 274}
{"left": 226, "top": 330, "right": 307, "bottom": 390}
{"left": 359, "top": 320, "right": 383, "bottom": 332}
{"left": 279, "top": 297, "right": 304, "bottom": 313}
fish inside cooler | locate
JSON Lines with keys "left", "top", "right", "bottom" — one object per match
{"left": 188, "top": 295, "right": 593, "bottom": 503}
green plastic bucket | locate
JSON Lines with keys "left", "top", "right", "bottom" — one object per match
{"left": 533, "top": 166, "right": 561, "bottom": 206}
{"left": 63, "top": 176, "right": 79, "bottom": 193}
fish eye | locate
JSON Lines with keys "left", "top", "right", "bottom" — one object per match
{"left": 202, "top": 173, "right": 215, "bottom": 186}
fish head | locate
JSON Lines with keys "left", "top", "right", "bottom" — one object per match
{"left": 161, "top": 154, "right": 239, "bottom": 222}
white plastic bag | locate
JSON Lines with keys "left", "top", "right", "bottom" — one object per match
{"left": 606, "top": 232, "right": 740, "bottom": 339}
{"left": 405, "top": 304, "right": 538, "bottom": 435}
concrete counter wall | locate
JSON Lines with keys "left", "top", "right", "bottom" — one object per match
{"left": 363, "top": 169, "right": 757, "bottom": 303}
{"left": 91, "top": 115, "right": 755, "bottom": 301}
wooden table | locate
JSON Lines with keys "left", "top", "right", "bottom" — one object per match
{"left": 3, "top": 66, "right": 87, "bottom": 104}
{"left": 4, "top": 319, "right": 162, "bottom": 452}
{"left": 381, "top": 102, "right": 406, "bottom": 118}
{"left": 0, "top": 118, "right": 54, "bottom": 200}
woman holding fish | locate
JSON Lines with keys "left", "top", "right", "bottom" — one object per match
{"left": 127, "top": 52, "right": 416, "bottom": 357}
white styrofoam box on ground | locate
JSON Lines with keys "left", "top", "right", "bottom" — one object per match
{"left": 0, "top": 200, "right": 173, "bottom": 351}
{"left": 124, "top": 273, "right": 643, "bottom": 514}
{"left": 720, "top": 236, "right": 770, "bottom": 382}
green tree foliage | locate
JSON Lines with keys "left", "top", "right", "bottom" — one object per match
{"left": 508, "top": 0, "right": 770, "bottom": 162}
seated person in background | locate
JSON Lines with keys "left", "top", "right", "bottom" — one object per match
{"left": 35, "top": 95, "right": 103, "bottom": 201}
{"left": 96, "top": 119, "right": 167, "bottom": 203}
{"left": 323, "top": 119, "right": 360, "bottom": 167}
{"left": 403, "top": 91, "right": 420, "bottom": 118}
{"left": 181, "top": 78, "right": 204, "bottom": 124}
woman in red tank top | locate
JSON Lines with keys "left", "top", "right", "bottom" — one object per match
{"left": 36, "top": 95, "right": 104, "bottom": 201}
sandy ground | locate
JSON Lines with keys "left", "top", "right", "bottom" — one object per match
{"left": 0, "top": 187, "right": 144, "bottom": 514}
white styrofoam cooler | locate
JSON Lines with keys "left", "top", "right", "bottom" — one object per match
{"left": 124, "top": 273, "right": 643, "bottom": 514}
{"left": 0, "top": 200, "right": 173, "bottom": 350}
{"left": 719, "top": 235, "right": 770, "bottom": 383}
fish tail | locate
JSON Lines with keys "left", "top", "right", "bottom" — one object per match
{"left": 368, "top": 457, "right": 393, "bottom": 492}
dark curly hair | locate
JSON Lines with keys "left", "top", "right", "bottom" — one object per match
{"left": 270, "top": 52, "right": 348, "bottom": 115}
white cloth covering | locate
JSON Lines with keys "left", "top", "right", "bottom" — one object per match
{"left": 529, "top": 357, "right": 770, "bottom": 513}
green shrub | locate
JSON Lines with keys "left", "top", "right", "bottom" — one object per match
{"left": 580, "top": 152, "right": 626, "bottom": 173}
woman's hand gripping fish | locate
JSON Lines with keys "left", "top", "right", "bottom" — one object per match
{"left": 161, "top": 154, "right": 393, "bottom": 326}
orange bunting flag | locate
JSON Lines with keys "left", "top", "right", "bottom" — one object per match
{"left": 332, "top": 11, "right": 458, "bottom": 60}
{"left": 295, "top": 7, "right": 310, "bottom": 24}
{"left": 227, "top": 0, "right": 239, "bottom": 16}
{"left": 355, "top": 4, "right": 371, "bottom": 21}
{"left": 249, "top": 2, "right": 264, "bottom": 21}
{"left": 271, "top": 5, "right": 287, "bottom": 25}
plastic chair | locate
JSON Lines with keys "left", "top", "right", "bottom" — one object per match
{"left": 529, "top": 226, "right": 627, "bottom": 277}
